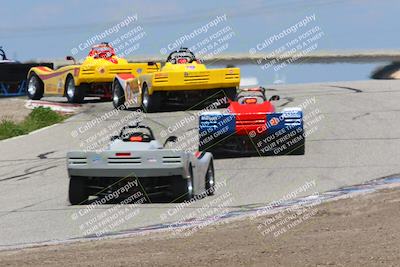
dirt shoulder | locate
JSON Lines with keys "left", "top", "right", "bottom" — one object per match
{"left": 0, "top": 97, "right": 31, "bottom": 122}
{"left": 1, "top": 188, "right": 400, "bottom": 267}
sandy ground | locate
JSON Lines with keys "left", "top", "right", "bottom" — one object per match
{"left": 0, "top": 97, "right": 31, "bottom": 122}
{"left": 0, "top": 96, "right": 93, "bottom": 123}
{"left": 1, "top": 187, "right": 399, "bottom": 267}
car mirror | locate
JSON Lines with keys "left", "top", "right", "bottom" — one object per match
{"left": 66, "top": 56, "right": 76, "bottom": 64}
{"left": 163, "top": 136, "right": 177, "bottom": 147}
{"left": 269, "top": 95, "right": 280, "bottom": 101}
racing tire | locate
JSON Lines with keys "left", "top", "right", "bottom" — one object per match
{"left": 27, "top": 73, "right": 44, "bottom": 100}
{"left": 141, "top": 83, "right": 161, "bottom": 113}
{"left": 223, "top": 87, "right": 237, "bottom": 101}
{"left": 205, "top": 161, "right": 215, "bottom": 196}
{"left": 68, "top": 177, "right": 88, "bottom": 205}
{"left": 172, "top": 166, "right": 194, "bottom": 202}
{"left": 112, "top": 80, "right": 126, "bottom": 109}
{"left": 65, "top": 75, "right": 85, "bottom": 103}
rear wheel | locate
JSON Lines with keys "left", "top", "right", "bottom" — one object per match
{"left": 27, "top": 73, "right": 44, "bottom": 100}
{"left": 205, "top": 161, "right": 215, "bottom": 195}
{"left": 112, "top": 80, "right": 125, "bottom": 109}
{"left": 172, "top": 166, "right": 194, "bottom": 202}
{"left": 65, "top": 75, "right": 85, "bottom": 103}
{"left": 141, "top": 83, "right": 161, "bottom": 112}
{"left": 69, "top": 177, "right": 88, "bottom": 205}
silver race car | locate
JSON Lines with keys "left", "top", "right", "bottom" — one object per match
{"left": 67, "top": 124, "right": 215, "bottom": 205}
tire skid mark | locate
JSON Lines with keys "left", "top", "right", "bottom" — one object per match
{"left": 0, "top": 159, "right": 64, "bottom": 182}
{"left": 0, "top": 159, "right": 42, "bottom": 169}
{"left": 0, "top": 197, "right": 57, "bottom": 219}
{"left": 328, "top": 85, "right": 363, "bottom": 93}
{"left": 37, "top": 151, "right": 56, "bottom": 159}
{"left": 278, "top": 96, "right": 295, "bottom": 107}
{"left": 352, "top": 112, "right": 370, "bottom": 120}
{"left": 0, "top": 158, "right": 65, "bottom": 170}
{"left": 0, "top": 154, "right": 65, "bottom": 169}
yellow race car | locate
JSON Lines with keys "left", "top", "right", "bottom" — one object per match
{"left": 112, "top": 48, "right": 240, "bottom": 112}
{"left": 27, "top": 43, "right": 159, "bottom": 103}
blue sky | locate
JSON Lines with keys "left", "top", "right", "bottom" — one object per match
{"left": 1, "top": 0, "right": 399, "bottom": 61}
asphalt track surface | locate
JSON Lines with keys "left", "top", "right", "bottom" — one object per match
{"left": 0, "top": 80, "right": 399, "bottom": 249}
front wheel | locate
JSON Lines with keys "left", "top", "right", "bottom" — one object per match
{"left": 27, "top": 73, "right": 44, "bottom": 100}
{"left": 68, "top": 177, "right": 88, "bottom": 205}
{"left": 141, "top": 83, "right": 161, "bottom": 113}
{"left": 65, "top": 76, "right": 85, "bottom": 103}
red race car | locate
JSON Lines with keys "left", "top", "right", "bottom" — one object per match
{"left": 199, "top": 87, "right": 305, "bottom": 157}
